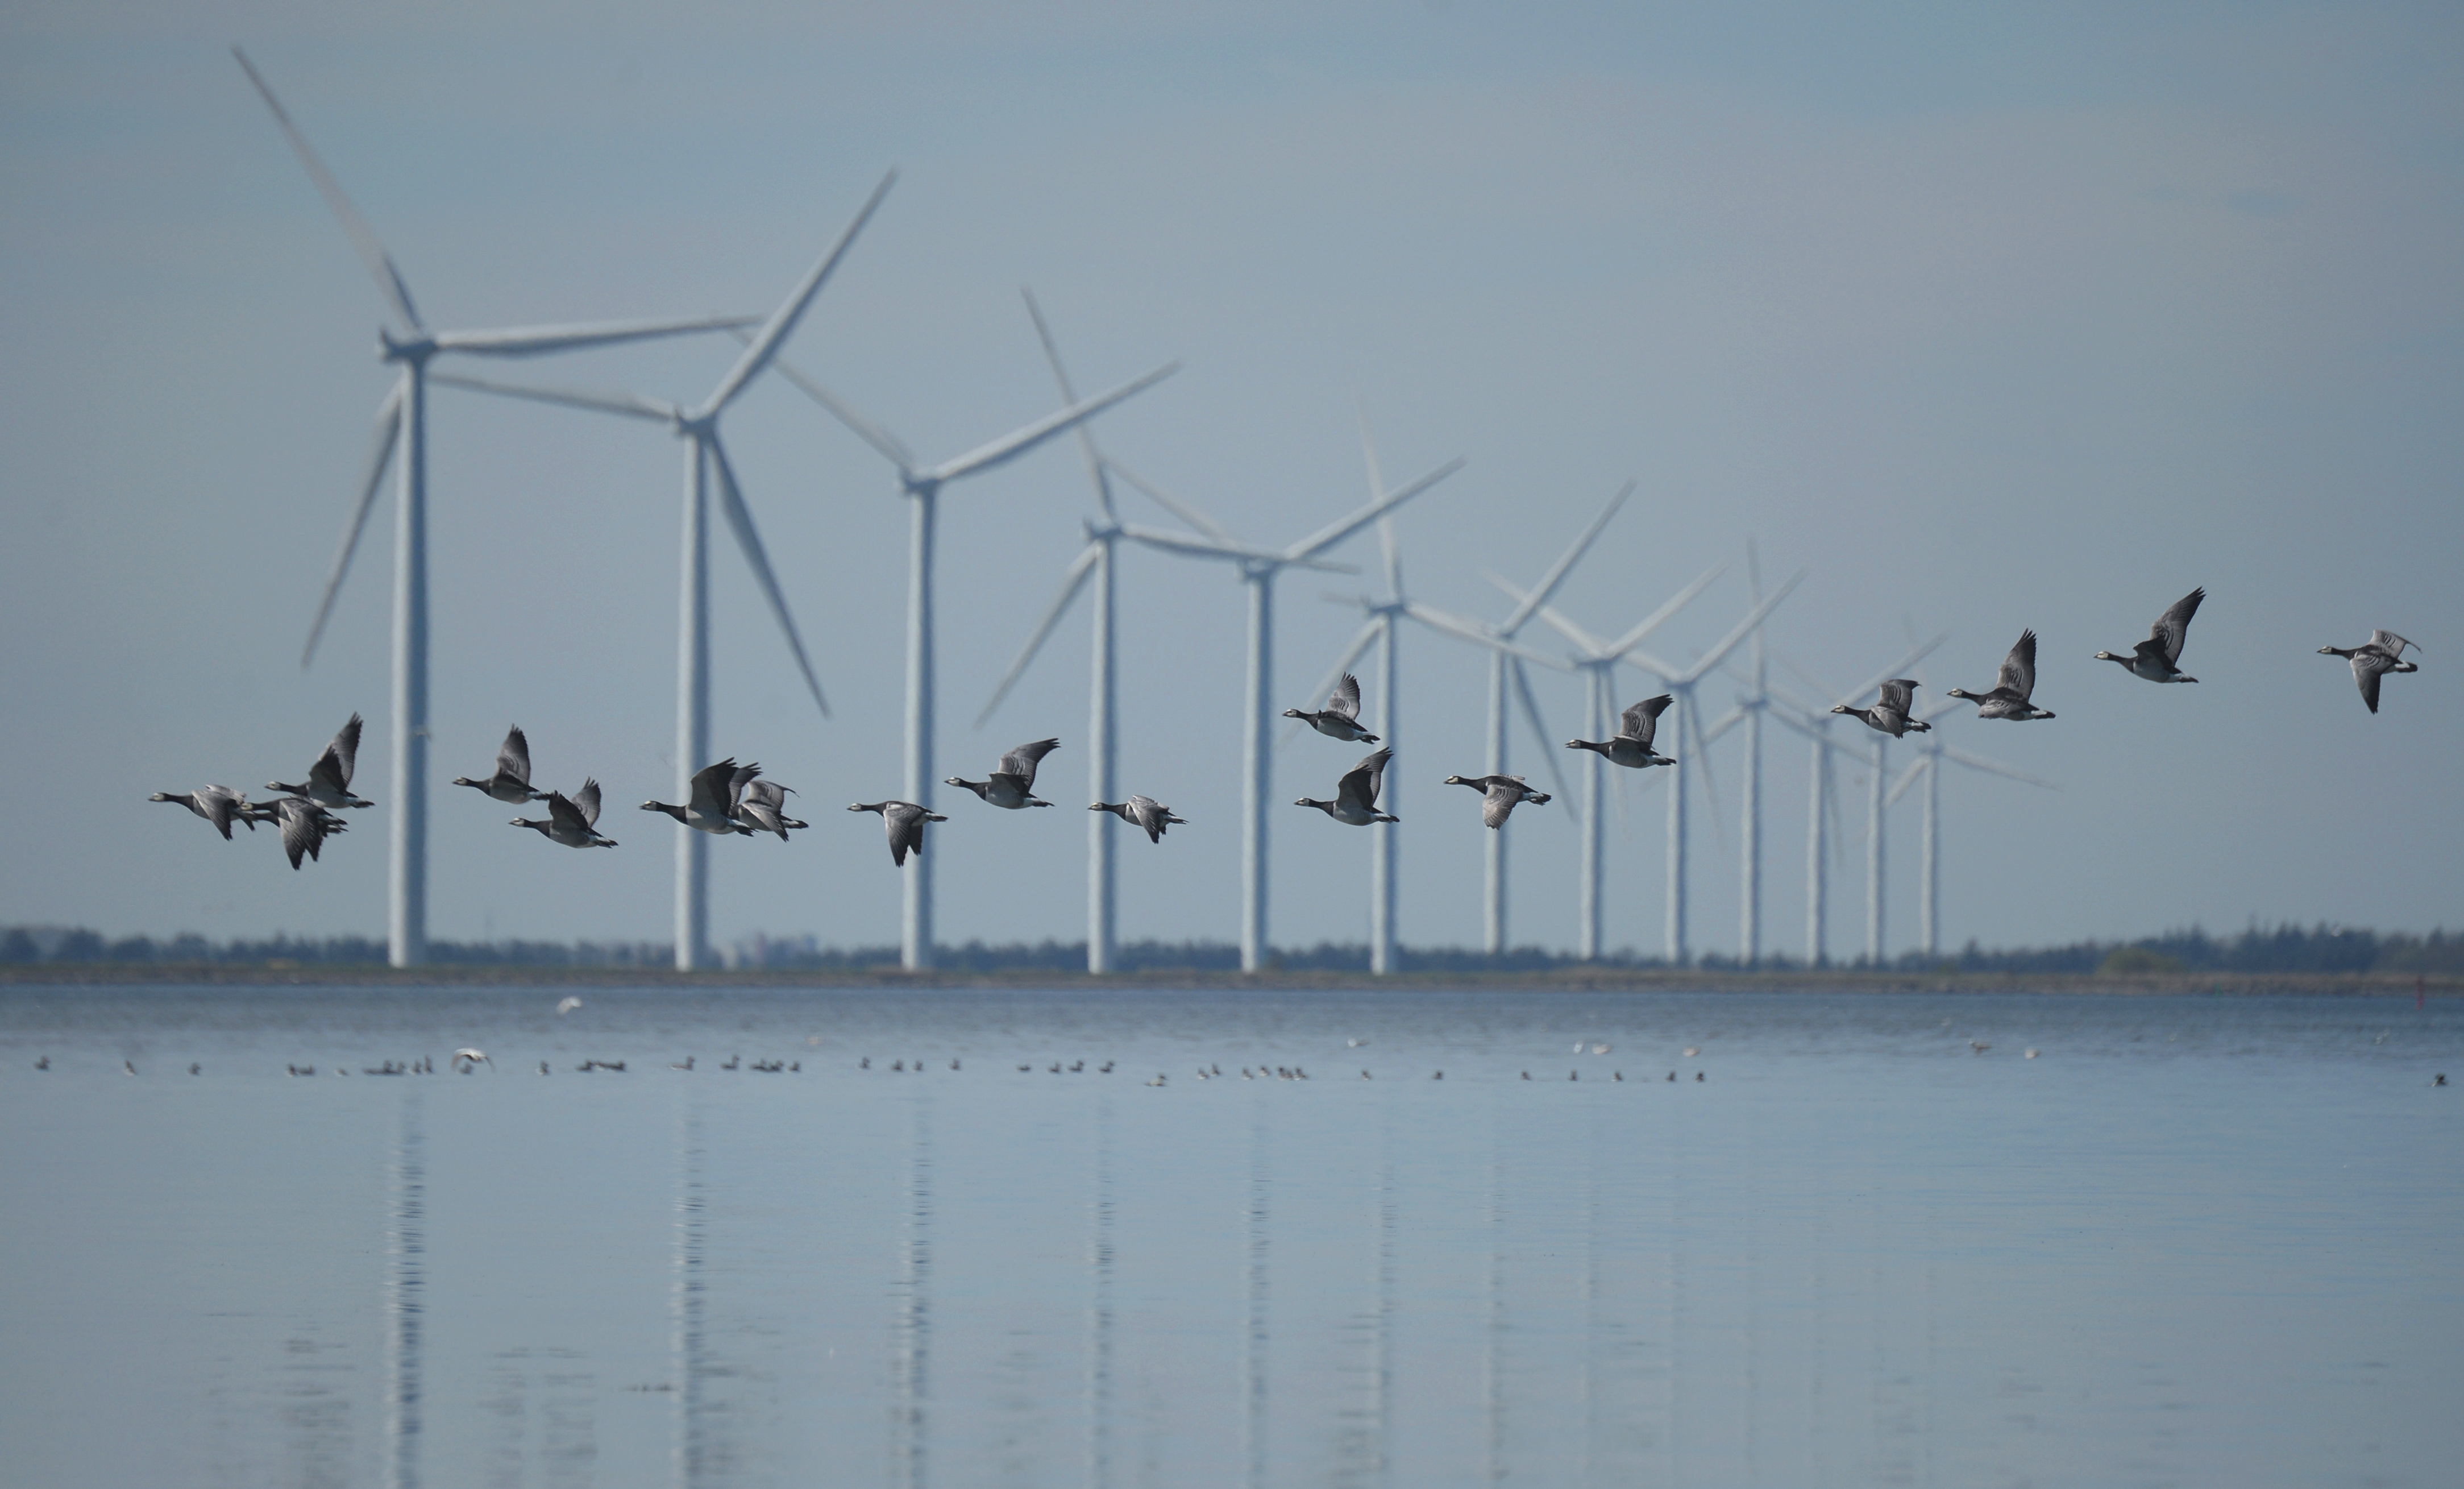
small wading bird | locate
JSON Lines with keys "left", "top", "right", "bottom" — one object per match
{"left": 948, "top": 739, "right": 1061, "bottom": 810}
{"left": 1091, "top": 795, "right": 1186, "bottom": 844}
{"left": 643, "top": 758, "right": 759, "bottom": 835}
{"left": 452, "top": 725, "right": 550, "bottom": 803}
{"left": 2317, "top": 629, "right": 2420, "bottom": 714}
{"left": 1443, "top": 774, "right": 1551, "bottom": 828}
{"left": 1947, "top": 629, "right": 2056, "bottom": 720}
{"left": 512, "top": 779, "right": 617, "bottom": 848}
{"left": 1565, "top": 695, "right": 1673, "bottom": 769}
{"left": 850, "top": 801, "right": 946, "bottom": 866}
{"left": 1283, "top": 672, "right": 1379, "bottom": 743}
{"left": 149, "top": 785, "right": 259, "bottom": 840}
{"left": 2096, "top": 587, "right": 2204, "bottom": 683}
{"left": 1297, "top": 746, "right": 1398, "bottom": 826}
{"left": 1833, "top": 679, "right": 1932, "bottom": 737}
{"left": 269, "top": 713, "right": 375, "bottom": 810}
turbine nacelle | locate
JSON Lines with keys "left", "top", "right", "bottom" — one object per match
{"left": 376, "top": 326, "right": 437, "bottom": 363}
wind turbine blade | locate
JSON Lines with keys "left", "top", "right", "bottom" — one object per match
{"left": 1398, "top": 601, "right": 1572, "bottom": 671}
{"left": 433, "top": 313, "right": 763, "bottom": 358}
{"left": 232, "top": 47, "right": 423, "bottom": 333}
{"left": 926, "top": 363, "right": 1179, "bottom": 486}
{"left": 1701, "top": 705, "right": 1748, "bottom": 743}
{"left": 1610, "top": 563, "right": 1726, "bottom": 656}
{"left": 1100, "top": 457, "right": 1232, "bottom": 542}
{"left": 430, "top": 371, "right": 677, "bottom": 424}
{"left": 1686, "top": 696, "right": 1726, "bottom": 840}
{"left": 699, "top": 170, "right": 896, "bottom": 420}
{"left": 1507, "top": 657, "right": 1573, "bottom": 806}
{"left": 762, "top": 352, "right": 916, "bottom": 472}
{"left": 1485, "top": 575, "right": 1611, "bottom": 656}
{"left": 977, "top": 542, "right": 1100, "bottom": 729}
{"left": 1838, "top": 632, "right": 1952, "bottom": 712}
{"left": 1938, "top": 746, "right": 2060, "bottom": 791}
{"left": 1113, "top": 521, "right": 1357, "bottom": 572}
{"left": 1672, "top": 569, "right": 1807, "bottom": 686}
{"left": 1772, "top": 649, "right": 1843, "bottom": 711}
{"left": 1885, "top": 755, "right": 1928, "bottom": 810}
{"left": 1281, "top": 619, "right": 1384, "bottom": 744}
{"left": 1286, "top": 457, "right": 1464, "bottom": 562}
{"left": 302, "top": 383, "right": 401, "bottom": 667}
{"left": 707, "top": 435, "right": 828, "bottom": 717}
{"left": 1020, "top": 285, "right": 1116, "bottom": 521}
{"left": 1499, "top": 480, "right": 1634, "bottom": 637}
{"left": 1824, "top": 749, "right": 1846, "bottom": 868}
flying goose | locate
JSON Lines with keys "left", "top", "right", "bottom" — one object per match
{"left": 1282, "top": 673, "right": 1380, "bottom": 743}
{"left": 268, "top": 794, "right": 349, "bottom": 870}
{"left": 1947, "top": 629, "right": 2055, "bottom": 720}
{"left": 452, "top": 725, "right": 550, "bottom": 803}
{"left": 512, "top": 779, "right": 618, "bottom": 848}
{"left": 1567, "top": 695, "right": 1674, "bottom": 768}
{"left": 2096, "top": 587, "right": 2204, "bottom": 683}
{"left": 2318, "top": 629, "right": 2420, "bottom": 714}
{"left": 1832, "top": 679, "right": 1933, "bottom": 737}
{"left": 1091, "top": 795, "right": 1187, "bottom": 843}
{"left": 732, "top": 777, "right": 808, "bottom": 840}
{"left": 849, "top": 801, "right": 945, "bottom": 866}
{"left": 1296, "top": 746, "right": 1398, "bottom": 825}
{"left": 642, "top": 758, "right": 753, "bottom": 835}
{"left": 149, "top": 785, "right": 258, "bottom": 840}
{"left": 948, "top": 739, "right": 1060, "bottom": 809}
{"left": 269, "top": 713, "right": 373, "bottom": 809}
{"left": 1443, "top": 773, "right": 1551, "bottom": 828}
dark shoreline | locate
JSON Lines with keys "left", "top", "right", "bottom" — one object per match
{"left": 1, "top": 964, "right": 2453, "bottom": 996}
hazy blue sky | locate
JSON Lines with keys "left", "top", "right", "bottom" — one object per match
{"left": 3, "top": 0, "right": 2457, "bottom": 957}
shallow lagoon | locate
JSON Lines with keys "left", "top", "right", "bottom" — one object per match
{"left": 2, "top": 985, "right": 2457, "bottom": 1488}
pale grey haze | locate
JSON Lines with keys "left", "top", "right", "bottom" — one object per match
{"left": 2, "top": 1, "right": 2457, "bottom": 956}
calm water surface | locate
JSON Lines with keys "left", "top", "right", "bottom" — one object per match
{"left": 2, "top": 985, "right": 2457, "bottom": 1488}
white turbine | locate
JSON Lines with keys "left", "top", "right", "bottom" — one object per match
{"left": 763, "top": 337, "right": 1178, "bottom": 970}
{"left": 432, "top": 174, "right": 894, "bottom": 968}
{"left": 1289, "top": 424, "right": 1561, "bottom": 972}
{"left": 1096, "top": 452, "right": 1462, "bottom": 971}
{"left": 238, "top": 48, "right": 767, "bottom": 968}
{"left": 1884, "top": 673, "right": 2059, "bottom": 960}
{"left": 975, "top": 291, "right": 1306, "bottom": 973}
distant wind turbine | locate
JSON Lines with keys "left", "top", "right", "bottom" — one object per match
{"left": 1885, "top": 653, "right": 2059, "bottom": 959}
{"left": 238, "top": 47, "right": 767, "bottom": 968}
{"left": 1098, "top": 451, "right": 1462, "bottom": 970}
{"left": 433, "top": 172, "right": 895, "bottom": 968}
{"left": 763, "top": 330, "right": 1178, "bottom": 970}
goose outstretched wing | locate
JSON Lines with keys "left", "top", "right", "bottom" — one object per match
{"left": 689, "top": 760, "right": 741, "bottom": 817}
{"left": 1997, "top": 630, "right": 2038, "bottom": 702}
{"left": 1877, "top": 678, "right": 1920, "bottom": 714}
{"left": 1328, "top": 673, "right": 1364, "bottom": 723}
{"left": 1619, "top": 695, "right": 1672, "bottom": 746}
{"left": 2370, "top": 629, "right": 2417, "bottom": 658}
{"left": 2151, "top": 588, "right": 2204, "bottom": 665}
{"left": 570, "top": 777, "right": 603, "bottom": 828}
{"left": 497, "top": 726, "right": 533, "bottom": 786}
{"left": 1336, "top": 747, "right": 1393, "bottom": 815}
{"left": 999, "top": 739, "right": 1062, "bottom": 791}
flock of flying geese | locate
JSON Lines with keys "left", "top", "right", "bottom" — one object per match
{"left": 149, "top": 588, "right": 2422, "bottom": 870}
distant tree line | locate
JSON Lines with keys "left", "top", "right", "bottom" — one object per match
{"left": 4, "top": 922, "right": 2458, "bottom": 973}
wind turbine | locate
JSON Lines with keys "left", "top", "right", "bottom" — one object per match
{"left": 1299, "top": 472, "right": 1588, "bottom": 967}
{"left": 1757, "top": 692, "right": 1868, "bottom": 967}
{"left": 432, "top": 173, "right": 895, "bottom": 968}
{"left": 1487, "top": 564, "right": 1720, "bottom": 960}
{"left": 1759, "top": 632, "right": 1951, "bottom": 965}
{"left": 1697, "top": 542, "right": 1782, "bottom": 963}
{"left": 1091, "top": 451, "right": 1464, "bottom": 971}
{"left": 975, "top": 291, "right": 1305, "bottom": 973}
{"left": 760, "top": 335, "right": 1178, "bottom": 970}
{"left": 1884, "top": 666, "right": 2059, "bottom": 960}
{"left": 238, "top": 48, "right": 768, "bottom": 968}
{"left": 1507, "top": 567, "right": 1806, "bottom": 963}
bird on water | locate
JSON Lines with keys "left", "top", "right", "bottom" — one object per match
{"left": 2096, "top": 587, "right": 2205, "bottom": 683}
